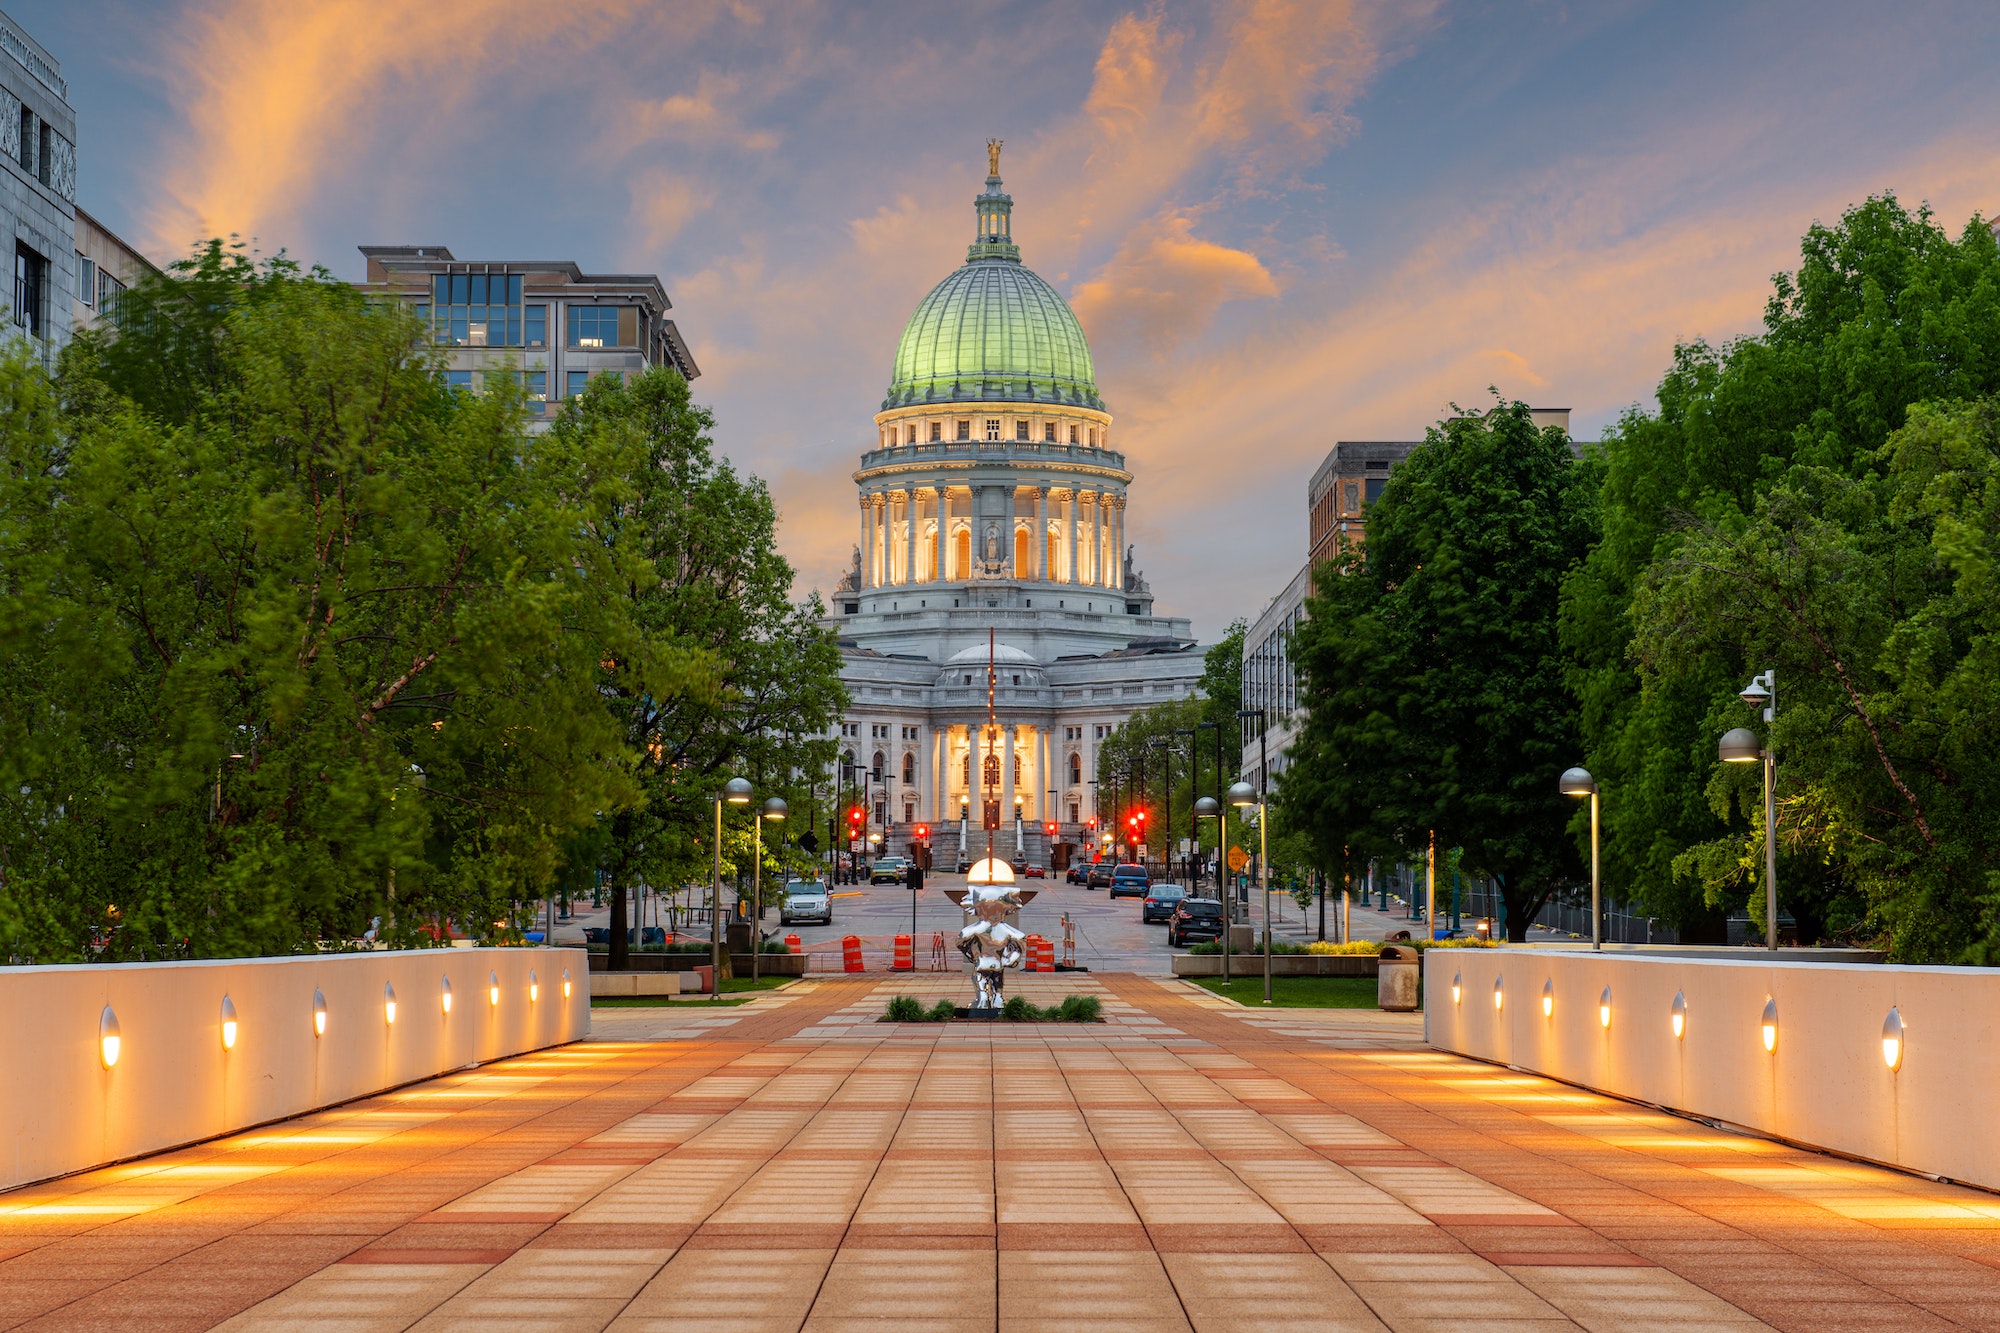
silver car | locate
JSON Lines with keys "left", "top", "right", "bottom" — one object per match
{"left": 780, "top": 881, "right": 832, "bottom": 925}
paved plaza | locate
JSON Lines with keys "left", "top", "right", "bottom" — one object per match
{"left": 7, "top": 973, "right": 2000, "bottom": 1331}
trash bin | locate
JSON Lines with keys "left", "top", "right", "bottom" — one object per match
{"left": 1377, "top": 945, "right": 1420, "bottom": 1011}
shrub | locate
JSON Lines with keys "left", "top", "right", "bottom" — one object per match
{"left": 1001, "top": 995, "right": 1038, "bottom": 1021}
{"left": 1057, "top": 994, "right": 1102, "bottom": 1022}
{"left": 926, "top": 999, "right": 957, "bottom": 1022}
{"left": 884, "top": 995, "right": 924, "bottom": 1022}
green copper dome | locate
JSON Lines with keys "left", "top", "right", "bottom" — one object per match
{"left": 882, "top": 160, "right": 1103, "bottom": 412}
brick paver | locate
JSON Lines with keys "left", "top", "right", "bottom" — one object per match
{"left": 5, "top": 973, "right": 2000, "bottom": 1330}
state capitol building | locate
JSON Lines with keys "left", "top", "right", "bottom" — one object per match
{"left": 824, "top": 144, "right": 1205, "bottom": 869}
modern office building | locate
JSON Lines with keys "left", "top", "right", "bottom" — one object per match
{"left": 1, "top": 8, "right": 76, "bottom": 362}
{"left": 355, "top": 245, "right": 699, "bottom": 425}
{"left": 824, "top": 146, "right": 1205, "bottom": 869}
{"left": 72, "top": 205, "right": 152, "bottom": 334}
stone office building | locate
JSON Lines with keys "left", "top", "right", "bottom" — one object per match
{"left": 355, "top": 245, "right": 700, "bottom": 421}
{"left": 1, "top": 8, "right": 76, "bottom": 361}
{"left": 825, "top": 147, "right": 1205, "bottom": 869}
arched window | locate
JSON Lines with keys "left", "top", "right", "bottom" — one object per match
{"left": 962, "top": 753, "right": 971, "bottom": 785}
{"left": 872, "top": 750, "right": 886, "bottom": 778}
{"left": 1014, "top": 526, "right": 1030, "bottom": 577}
{"left": 954, "top": 527, "right": 971, "bottom": 580}
{"left": 842, "top": 749, "right": 854, "bottom": 768}
{"left": 1068, "top": 752, "right": 1081, "bottom": 786}
{"left": 902, "top": 752, "right": 916, "bottom": 784}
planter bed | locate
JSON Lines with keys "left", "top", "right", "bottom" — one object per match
{"left": 1171, "top": 954, "right": 1379, "bottom": 978}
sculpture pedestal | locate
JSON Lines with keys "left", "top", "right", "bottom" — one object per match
{"left": 962, "top": 1006, "right": 1001, "bottom": 1020}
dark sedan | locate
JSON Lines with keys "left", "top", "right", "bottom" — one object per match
{"left": 1140, "top": 884, "right": 1186, "bottom": 923}
{"left": 1166, "top": 898, "right": 1226, "bottom": 947}
{"left": 1086, "top": 863, "right": 1114, "bottom": 890}
{"left": 1066, "top": 864, "right": 1089, "bottom": 885}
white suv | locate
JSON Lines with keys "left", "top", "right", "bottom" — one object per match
{"left": 780, "top": 881, "right": 832, "bottom": 925}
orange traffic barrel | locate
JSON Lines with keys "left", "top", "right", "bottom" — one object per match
{"left": 1023, "top": 934, "right": 1044, "bottom": 971}
{"left": 893, "top": 934, "right": 913, "bottom": 971}
{"left": 842, "top": 934, "right": 864, "bottom": 972}
{"left": 784, "top": 933, "right": 802, "bottom": 954}
{"left": 1036, "top": 936, "right": 1055, "bottom": 971}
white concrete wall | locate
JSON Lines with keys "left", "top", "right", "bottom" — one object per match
{"left": 1425, "top": 948, "right": 2000, "bottom": 1189}
{"left": 0, "top": 947, "right": 589, "bottom": 1192}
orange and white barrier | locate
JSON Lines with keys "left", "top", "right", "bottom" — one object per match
{"left": 842, "top": 935, "right": 864, "bottom": 973}
{"left": 892, "top": 934, "right": 914, "bottom": 971}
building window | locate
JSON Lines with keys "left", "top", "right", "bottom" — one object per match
{"left": 569, "top": 305, "right": 631, "bottom": 348}
{"left": 1015, "top": 420, "right": 1030, "bottom": 441}
{"left": 930, "top": 421, "right": 942, "bottom": 442}
{"left": 444, "top": 370, "right": 473, "bottom": 392}
{"left": 872, "top": 750, "right": 886, "bottom": 776}
{"left": 985, "top": 419, "right": 1001, "bottom": 441}
{"left": 97, "top": 269, "right": 126, "bottom": 326}
{"left": 524, "top": 304, "right": 547, "bottom": 347}
{"left": 566, "top": 371, "right": 591, "bottom": 399}
{"left": 1365, "top": 477, "right": 1387, "bottom": 504}
{"left": 524, "top": 371, "right": 547, "bottom": 405}
{"left": 1069, "top": 424, "right": 1079, "bottom": 444}
{"left": 902, "top": 753, "right": 916, "bottom": 784}
{"left": 1069, "top": 802, "right": 1079, "bottom": 823}
{"left": 16, "top": 105, "right": 31, "bottom": 174}
{"left": 430, "top": 273, "right": 523, "bottom": 347}
{"left": 1044, "top": 422, "right": 1057, "bottom": 442}
{"left": 74, "top": 254, "right": 95, "bottom": 307}
{"left": 36, "top": 119, "right": 50, "bottom": 186}
{"left": 1068, "top": 753, "right": 1081, "bottom": 785}
{"left": 956, "top": 420, "right": 971, "bottom": 441}
{"left": 11, "top": 243, "right": 44, "bottom": 337}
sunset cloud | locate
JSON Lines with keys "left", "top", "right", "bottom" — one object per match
{"left": 1071, "top": 210, "right": 1278, "bottom": 356}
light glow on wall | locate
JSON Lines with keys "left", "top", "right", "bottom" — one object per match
{"left": 1451, "top": 972, "right": 1461, "bottom": 1006}
{"left": 1598, "top": 986, "right": 1612, "bottom": 1029}
{"left": 1760, "top": 997, "right": 1778, "bottom": 1054}
{"left": 1541, "top": 979, "right": 1554, "bottom": 1018}
{"left": 99, "top": 1006, "right": 121, "bottom": 1069}
{"left": 383, "top": 982, "right": 397, "bottom": 1025}
{"left": 1493, "top": 977, "right": 1504, "bottom": 1011}
{"left": 529, "top": 969, "right": 539, "bottom": 1003}
{"left": 1882, "top": 1007, "right": 1904, "bottom": 1071}
{"left": 1671, "top": 990, "right": 1687, "bottom": 1040}
{"left": 563, "top": 967, "right": 572, "bottom": 1000}
{"left": 312, "top": 988, "right": 328, "bottom": 1038}
{"left": 488, "top": 971, "right": 500, "bottom": 1007}
{"left": 220, "top": 994, "right": 239, "bottom": 1050}
{"left": 441, "top": 977, "right": 453, "bottom": 1014}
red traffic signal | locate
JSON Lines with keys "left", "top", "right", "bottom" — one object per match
{"left": 1087, "top": 817, "right": 1098, "bottom": 830}
{"left": 916, "top": 824, "right": 929, "bottom": 840}
{"left": 1044, "top": 822, "right": 1056, "bottom": 837}
{"left": 847, "top": 807, "right": 864, "bottom": 826}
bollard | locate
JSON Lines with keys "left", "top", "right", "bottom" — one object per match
{"left": 1377, "top": 944, "right": 1420, "bottom": 1011}
{"left": 893, "top": 934, "right": 914, "bottom": 971}
{"left": 842, "top": 934, "right": 865, "bottom": 973}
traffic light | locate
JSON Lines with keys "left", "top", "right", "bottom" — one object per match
{"left": 1087, "top": 817, "right": 1098, "bottom": 831}
{"left": 915, "top": 824, "right": 929, "bottom": 841}
{"left": 1044, "top": 821, "right": 1056, "bottom": 837}
{"left": 847, "top": 806, "right": 865, "bottom": 832}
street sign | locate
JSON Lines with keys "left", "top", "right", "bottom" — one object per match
{"left": 1227, "top": 846, "right": 1249, "bottom": 872}
{"left": 798, "top": 831, "right": 819, "bottom": 854}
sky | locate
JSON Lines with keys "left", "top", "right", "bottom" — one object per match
{"left": 15, "top": 0, "right": 2000, "bottom": 642}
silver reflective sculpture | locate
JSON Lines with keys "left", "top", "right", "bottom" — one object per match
{"left": 948, "top": 868, "right": 1039, "bottom": 1010}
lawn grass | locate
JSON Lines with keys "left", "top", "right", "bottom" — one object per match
{"left": 1192, "top": 974, "right": 1417, "bottom": 1009}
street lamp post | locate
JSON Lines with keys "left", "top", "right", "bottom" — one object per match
{"left": 1559, "top": 767, "right": 1600, "bottom": 950}
{"left": 753, "top": 796, "right": 788, "bottom": 984}
{"left": 1229, "top": 779, "right": 1268, "bottom": 1005}
{"left": 1721, "top": 668, "right": 1779, "bottom": 952}
{"left": 1196, "top": 720, "right": 1222, "bottom": 898}
{"left": 1195, "top": 795, "right": 1227, "bottom": 984}
{"left": 713, "top": 777, "right": 753, "bottom": 1000}
{"left": 1149, "top": 737, "right": 1171, "bottom": 878}
{"left": 1175, "top": 728, "right": 1197, "bottom": 883}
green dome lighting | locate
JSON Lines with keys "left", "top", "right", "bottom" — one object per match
{"left": 883, "top": 145, "right": 1102, "bottom": 412}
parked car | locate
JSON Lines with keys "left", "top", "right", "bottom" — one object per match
{"left": 1109, "top": 864, "right": 1150, "bottom": 899}
{"left": 1023, "top": 863, "right": 1046, "bottom": 879}
{"left": 1008, "top": 857, "right": 1027, "bottom": 874}
{"left": 1140, "top": 884, "right": 1186, "bottom": 923}
{"left": 780, "top": 881, "right": 832, "bottom": 925}
{"left": 1166, "top": 897, "right": 1226, "bottom": 947}
{"left": 581, "top": 926, "right": 665, "bottom": 946}
{"left": 1066, "top": 864, "right": 1090, "bottom": 885}
{"left": 870, "top": 856, "right": 909, "bottom": 885}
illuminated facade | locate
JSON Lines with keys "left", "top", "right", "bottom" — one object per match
{"left": 827, "top": 147, "right": 1203, "bottom": 867}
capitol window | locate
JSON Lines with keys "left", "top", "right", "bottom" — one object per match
{"left": 957, "top": 420, "right": 971, "bottom": 441}
{"left": 1015, "top": 420, "right": 1030, "bottom": 441}
{"left": 1069, "top": 424, "right": 1079, "bottom": 444}
{"left": 1045, "top": 422, "right": 1057, "bottom": 442}
{"left": 985, "top": 419, "right": 1001, "bottom": 441}
{"left": 930, "top": 421, "right": 942, "bottom": 442}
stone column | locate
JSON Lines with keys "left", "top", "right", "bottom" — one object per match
{"left": 1001, "top": 722, "right": 1017, "bottom": 852}
{"left": 1067, "top": 490, "right": 1079, "bottom": 585}
{"left": 1035, "top": 487, "right": 1049, "bottom": 583}
{"left": 860, "top": 494, "right": 873, "bottom": 589}
{"left": 876, "top": 495, "right": 889, "bottom": 587}
{"left": 1111, "top": 496, "right": 1125, "bottom": 590}
{"left": 931, "top": 725, "right": 944, "bottom": 825}
{"left": 1005, "top": 486, "right": 1019, "bottom": 580}
{"left": 901, "top": 488, "right": 915, "bottom": 586}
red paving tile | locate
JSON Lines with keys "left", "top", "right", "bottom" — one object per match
{"left": 3, "top": 973, "right": 1999, "bottom": 1331}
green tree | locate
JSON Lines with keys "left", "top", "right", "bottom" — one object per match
{"left": 1562, "top": 196, "right": 2000, "bottom": 939}
{"left": 1284, "top": 402, "right": 1597, "bottom": 941}
{"left": 547, "top": 368, "right": 845, "bottom": 966}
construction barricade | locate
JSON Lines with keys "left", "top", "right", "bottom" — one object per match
{"left": 1023, "top": 934, "right": 1045, "bottom": 971}
{"left": 1036, "top": 936, "right": 1055, "bottom": 972}
{"left": 892, "top": 934, "right": 913, "bottom": 971}
{"left": 843, "top": 935, "right": 864, "bottom": 972}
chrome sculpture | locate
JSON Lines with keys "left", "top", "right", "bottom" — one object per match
{"left": 956, "top": 872, "right": 1032, "bottom": 1009}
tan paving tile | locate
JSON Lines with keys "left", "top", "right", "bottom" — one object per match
{"left": 804, "top": 1247, "right": 996, "bottom": 1330}
{"left": 1164, "top": 1251, "right": 1387, "bottom": 1331}
{"left": 1000, "top": 1249, "right": 1191, "bottom": 1332}
{"left": 212, "top": 1262, "right": 487, "bottom": 1332}
{"left": 612, "top": 1246, "right": 834, "bottom": 1331}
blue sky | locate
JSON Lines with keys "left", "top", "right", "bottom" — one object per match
{"left": 14, "top": 0, "right": 2000, "bottom": 641}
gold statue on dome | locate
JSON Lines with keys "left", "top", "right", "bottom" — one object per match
{"left": 987, "top": 138, "right": 1003, "bottom": 176}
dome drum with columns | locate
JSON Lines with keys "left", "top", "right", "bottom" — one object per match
{"left": 823, "top": 145, "right": 1203, "bottom": 870}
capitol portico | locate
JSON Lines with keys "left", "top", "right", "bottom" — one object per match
{"left": 825, "top": 144, "right": 1205, "bottom": 868}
